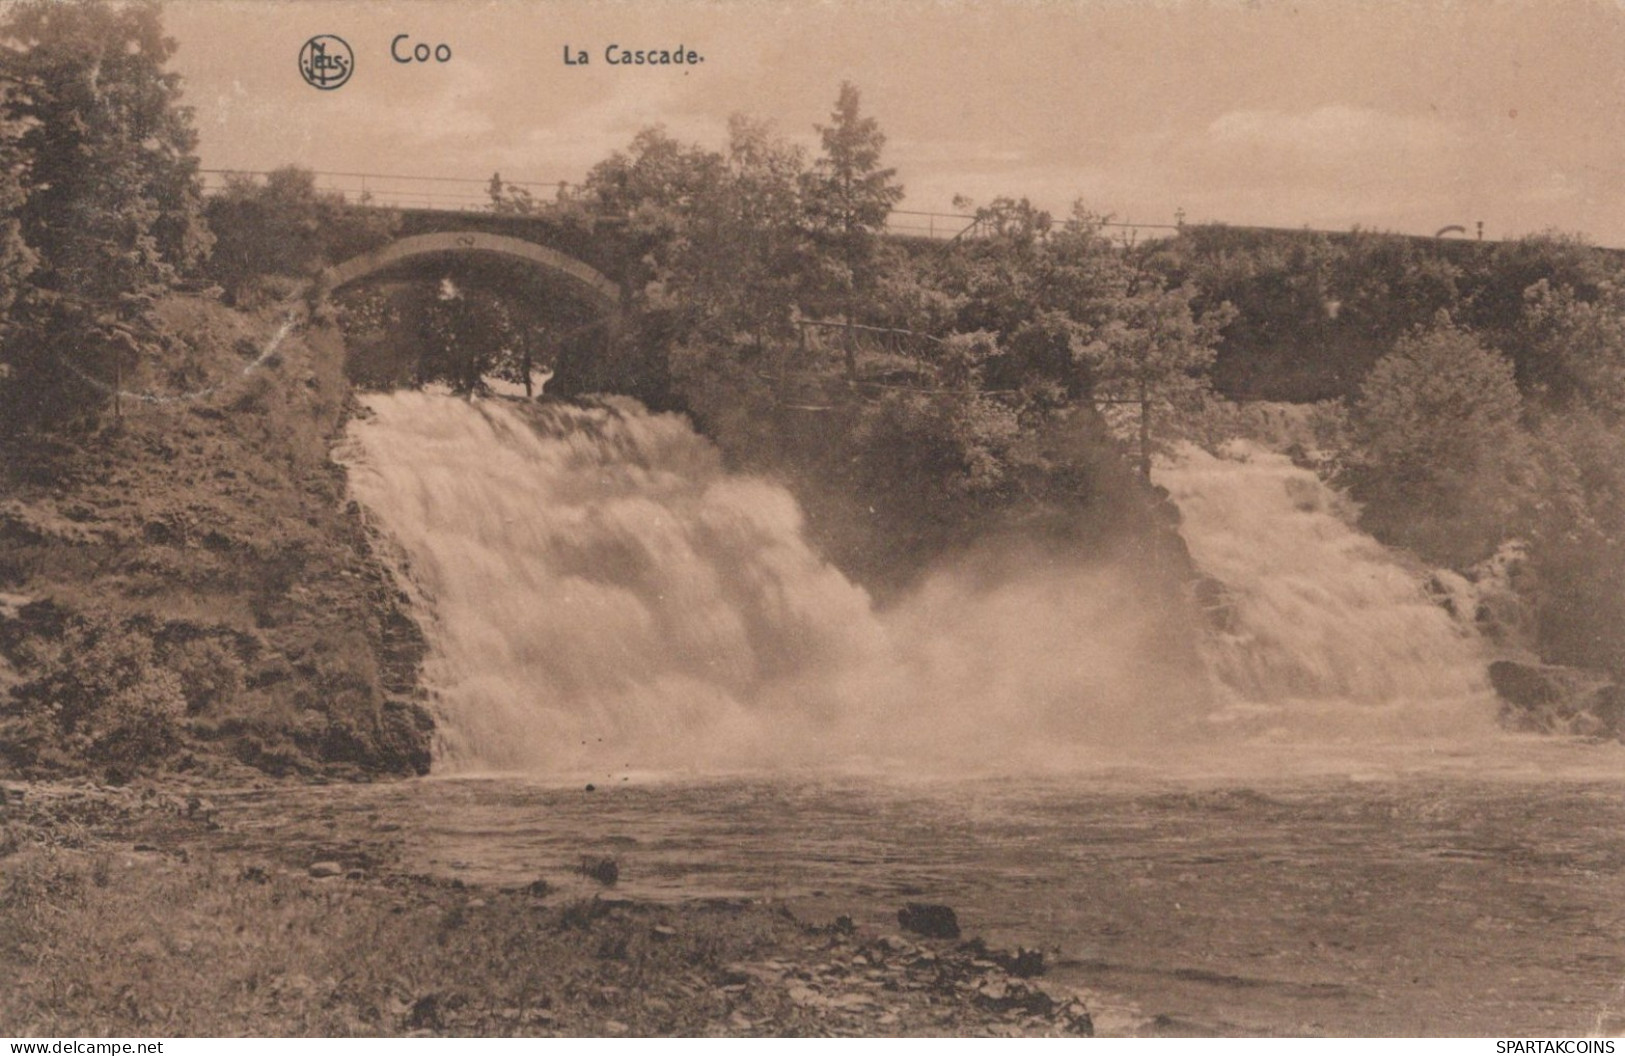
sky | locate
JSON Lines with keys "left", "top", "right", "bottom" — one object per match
{"left": 158, "top": 0, "right": 1625, "bottom": 246}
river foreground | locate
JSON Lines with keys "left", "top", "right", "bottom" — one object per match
{"left": 6, "top": 739, "right": 1623, "bottom": 1037}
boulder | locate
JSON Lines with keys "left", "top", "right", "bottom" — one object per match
{"left": 1191, "top": 576, "right": 1239, "bottom": 634}
{"left": 1488, "top": 660, "right": 1625, "bottom": 738}
{"left": 996, "top": 946, "right": 1046, "bottom": 978}
{"left": 579, "top": 856, "right": 619, "bottom": 886}
{"left": 308, "top": 860, "right": 344, "bottom": 878}
{"left": 1583, "top": 684, "right": 1625, "bottom": 740}
{"left": 897, "top": 902, "right": 960, "bottom": 939}
{"left": 1487, "top": 660, "right": 1609, "bottom": 733}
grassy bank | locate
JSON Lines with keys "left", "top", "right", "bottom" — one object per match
{"left": 0, "top": 294, "right": 431, "bottom": 782}
{"left": 0, "top": 781, "right": 1096, "bottom": 1038}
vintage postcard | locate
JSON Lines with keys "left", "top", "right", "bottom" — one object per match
{"left": 2, "top": 0, "right": 1624, "bottom": 1041}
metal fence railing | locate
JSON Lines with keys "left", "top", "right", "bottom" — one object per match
{"left": 198, "top": 169, "right": 992, "bottom": 241}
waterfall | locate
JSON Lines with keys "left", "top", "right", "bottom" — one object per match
{"left": 339, "top": 394, "right": 1495, "bottom": 773}
{"left": 1154, "top": 440, "right": 1496, "bottom": 738}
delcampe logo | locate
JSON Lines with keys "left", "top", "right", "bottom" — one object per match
{"left": 299, "top": 34, "right": 354, "bottom": 90}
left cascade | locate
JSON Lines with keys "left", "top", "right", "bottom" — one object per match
{"left": 336, "top": 391, "right": 886, "bottom": 773}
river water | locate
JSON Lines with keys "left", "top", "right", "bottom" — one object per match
{"left": 214, "top": 749, "right": 1625, "bottom": 1036}
{"left": 328, "top": 393, "right": 1625, "bottom": 1036}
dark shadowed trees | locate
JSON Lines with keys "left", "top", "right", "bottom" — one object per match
{"left": 0, "top": 0, "right": 210, "bottom": 426}
{"left": 204, "top": 166, "right": 398, "bottom": 304}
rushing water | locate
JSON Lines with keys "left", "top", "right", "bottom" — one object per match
{"left": 1155, "top": 440, "right": 1496, "bottom": 742}
{"left": 333, "top": 392, "right": 1625, "bottom": 1035}
{"left": 339, "top": 392, "right": 1212, "bottom": 773}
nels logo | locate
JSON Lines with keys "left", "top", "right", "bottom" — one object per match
{"left": 299, "top": 35, "right": 354, "bottom": 90}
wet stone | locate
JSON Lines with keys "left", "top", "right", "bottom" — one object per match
{"left": 898, "top": 902, "right": 961, "bottom": 939}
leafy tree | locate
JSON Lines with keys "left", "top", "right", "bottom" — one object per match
{"left": 486, "top": 171, "right": 538, "bottom": 215}
{"left": 696, "top": 115, "right": 810, "bottom": 347}
{"left": 1527, "top": 408, "right": 1625, "bottom": 674}
{"left": 1347, "top": 316, "right": 1536, "bottom": 565}
{"left": 416, "top": 280, "right": 525, "bottom": 394}
{"left": 922, "top": 204, "right": 1228, "bottom": 473}
{"left": 0, "top": 0, "right": 211, "bottom": 424}
{"left": 582, "top": 126, "right": 725, "bottom": 294}
{"left": 1517, "top": 278, "right": 1625, "bottom": 415}
{"left": 1506, "top": 281, "right": 1625, "bottom": 675}
{"left": 205, "top": 166, "right": 398, "bottom": 304}
{"left": 1458, "top": 232, "right": 1612, "bottom": 355}
{"left": 1140, "top": 226, "right": 1470, "bottom": 401}
{"left": 205, "top": 167, "right": 324, "bottom": 300}
{"left": 4, "top": 0, "right": 211, "bottom": 289}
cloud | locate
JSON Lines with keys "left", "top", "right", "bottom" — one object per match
{"left": 1204, "top": 105, "right": 1463, "bottom": 169}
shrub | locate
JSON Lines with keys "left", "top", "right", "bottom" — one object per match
{"left": 4, "top": 616, "right": 186, "bottom": 771}
{"left": 162, "top": 636, "right": 245, "bottom": 715}
{"left": 1346, "top": 317, "right": 1537, "bottom": 566}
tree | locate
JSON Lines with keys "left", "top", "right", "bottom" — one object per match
{"left": 1083, "top": 281, "right": 1230, "bottom": 479}
{"left": 697, "top": 115, "right": 810, "bottom": 347}
{"left": 925, "top": 203, "right": 1228, "bottom": 474}
{"left": 205, "top": 166, "right": 398, "bottom": 304}
{"left": 1518, "top": 278, "right": 1625, "bottom": 415}
{"left": 5, "top": 1, "right": 211, "bottom": 290}
{"left": 802, "top": 82, "right": 904, "bottom": 318}
{"left": 1527, "top": 408, "right": 1625, "bottom": 674}
{"left": 205, "top": 167, "right": 323, "bottom": 300}
{"left": 590, "top": 118, "right": 810, "bottom": 352}
{"left": 416, "top": 280, "right": 524, "bottom": 394}
{"left": 0, "top": 0, "right": 211, "bottom": 424}
{"left": 1347, "top": 316, "right": 1536, "bottom": 565}
{"left": 486, "top": 172, "right": 538, "bottom": 216}
{"left": 583, "top": 126, "right": 725, "bottom": 293}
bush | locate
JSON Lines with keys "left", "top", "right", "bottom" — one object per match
{"left": 4, "top": 617, "right": 186, "bottom": 771}
{"left": 1525, "top": 410, "right": 1625, "bottom": 675}
{"left": 1345, "top": 317, "right": 1538, "bottom": 566}
{"left": 162, "top": 636, "right": 245, "bottom": 715}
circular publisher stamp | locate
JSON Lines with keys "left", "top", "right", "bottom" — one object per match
{"left": 299, "top": 35, "right": 354, "bottom": 90}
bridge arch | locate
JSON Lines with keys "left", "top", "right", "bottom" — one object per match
{"left": 322, "top": 231, "right": 622, "bottom": 312}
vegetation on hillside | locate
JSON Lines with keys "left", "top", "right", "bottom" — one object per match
{"left": 0, "top": 296, "right": 432, "bottom": 781}
{"left": 0, "top": 2, "right": 429, "bottom": 780}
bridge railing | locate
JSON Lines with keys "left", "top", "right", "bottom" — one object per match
{"left": 198, "top": 169, "right": 570, "bottom": 213}
{"left": 198, "top": 169, "right": 989, "bottom": 241}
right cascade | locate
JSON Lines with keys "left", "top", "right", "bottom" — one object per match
{"left": 1154, "top": 440, "right": 1497, "bottom": 738}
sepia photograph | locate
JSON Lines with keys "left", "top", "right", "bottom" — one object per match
{"left": 2, "top": 0, "right": 1625, "bottom": 1040}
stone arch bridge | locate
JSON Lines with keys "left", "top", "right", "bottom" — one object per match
{"left": 320, "top": 229, "right": 624, "bottom": 315}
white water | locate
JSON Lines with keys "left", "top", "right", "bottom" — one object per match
{"left": 339, "top": 394, "right": 1497, "bottom": 774}
{"left": 1154, "top": 440, "right": 1496, "bottom": 740}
